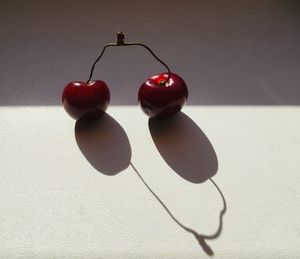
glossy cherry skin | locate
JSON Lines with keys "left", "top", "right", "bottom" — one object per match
{"left": 138, "top": 73, "right": 188, "bottom": 118}
{"left": 62, "top": 80, "right": 110, "bottom": 121}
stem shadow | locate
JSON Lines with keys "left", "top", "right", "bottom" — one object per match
{"left": 74, "top": 112, "right": 226, "bottom": 256}
{"left": 130, "top": 163, "right": 226, "bottom": 257}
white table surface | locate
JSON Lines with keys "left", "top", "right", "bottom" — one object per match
{"left": 0, "top": 106, "right": 299, "bottom": 258}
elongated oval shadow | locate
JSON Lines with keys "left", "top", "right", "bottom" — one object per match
{"left": 75, "top": 113, "right": 131, "bottom": 175}
{"left": 149, "top": 112, "right": 218, "bottom": 183}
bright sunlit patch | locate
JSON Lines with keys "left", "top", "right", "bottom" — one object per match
{"left": 152, "top": 75, "right": 160, "bottom": 80}
{"left": 167, "top": 78, "right": 174, "bottom": 86}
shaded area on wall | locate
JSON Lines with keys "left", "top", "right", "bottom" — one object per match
{"left": 1, "top": 0, "right": 299, "bottom": 106}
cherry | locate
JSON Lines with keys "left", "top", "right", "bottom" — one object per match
{"left": 62, "top": 80, "right": 110, "bottom": 121}
{"left": 62, "top": 32, "right": 187, "bottom": 120}
{"left": 138, "top": 73, "right": 188, "bottom": 118}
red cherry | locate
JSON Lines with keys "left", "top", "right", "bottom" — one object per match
{"left": 62, "top": 80, "right": 110, "bottom": 121}
{"left": 138, "top": 73, "right": 188, "bottom": 118}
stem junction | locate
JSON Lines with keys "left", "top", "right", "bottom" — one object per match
{"left": 86, "top": 32, "right": 171, "bottom": 84}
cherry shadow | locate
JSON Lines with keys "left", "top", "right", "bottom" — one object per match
{"left": 148, "top": 112, "right": 225, "bottom": 256}
{"left": 149, "top": 112, "right": 218, "bottom": 183}
{"left": 75, "top": 113, "right": 131, "bottom": 175}
{"left": 75, "top": 112, "right": 225, "bottom": 256}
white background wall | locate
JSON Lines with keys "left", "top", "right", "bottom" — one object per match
{"left": 0, "top": 0, "right": 299, "bottom": 106}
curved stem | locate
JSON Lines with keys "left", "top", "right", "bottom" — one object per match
{"left": 86, "top": 32, "right": 171, "bottom": 84}
{"left": 123, "top": 42, "right": 171, "bottom": 84}
{"left": 86, "top": 43, "right": 117, "bottom": 83}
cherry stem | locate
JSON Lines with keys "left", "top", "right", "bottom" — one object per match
{"left": 86, "top": 32, "right": 171, "bottom": 84}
